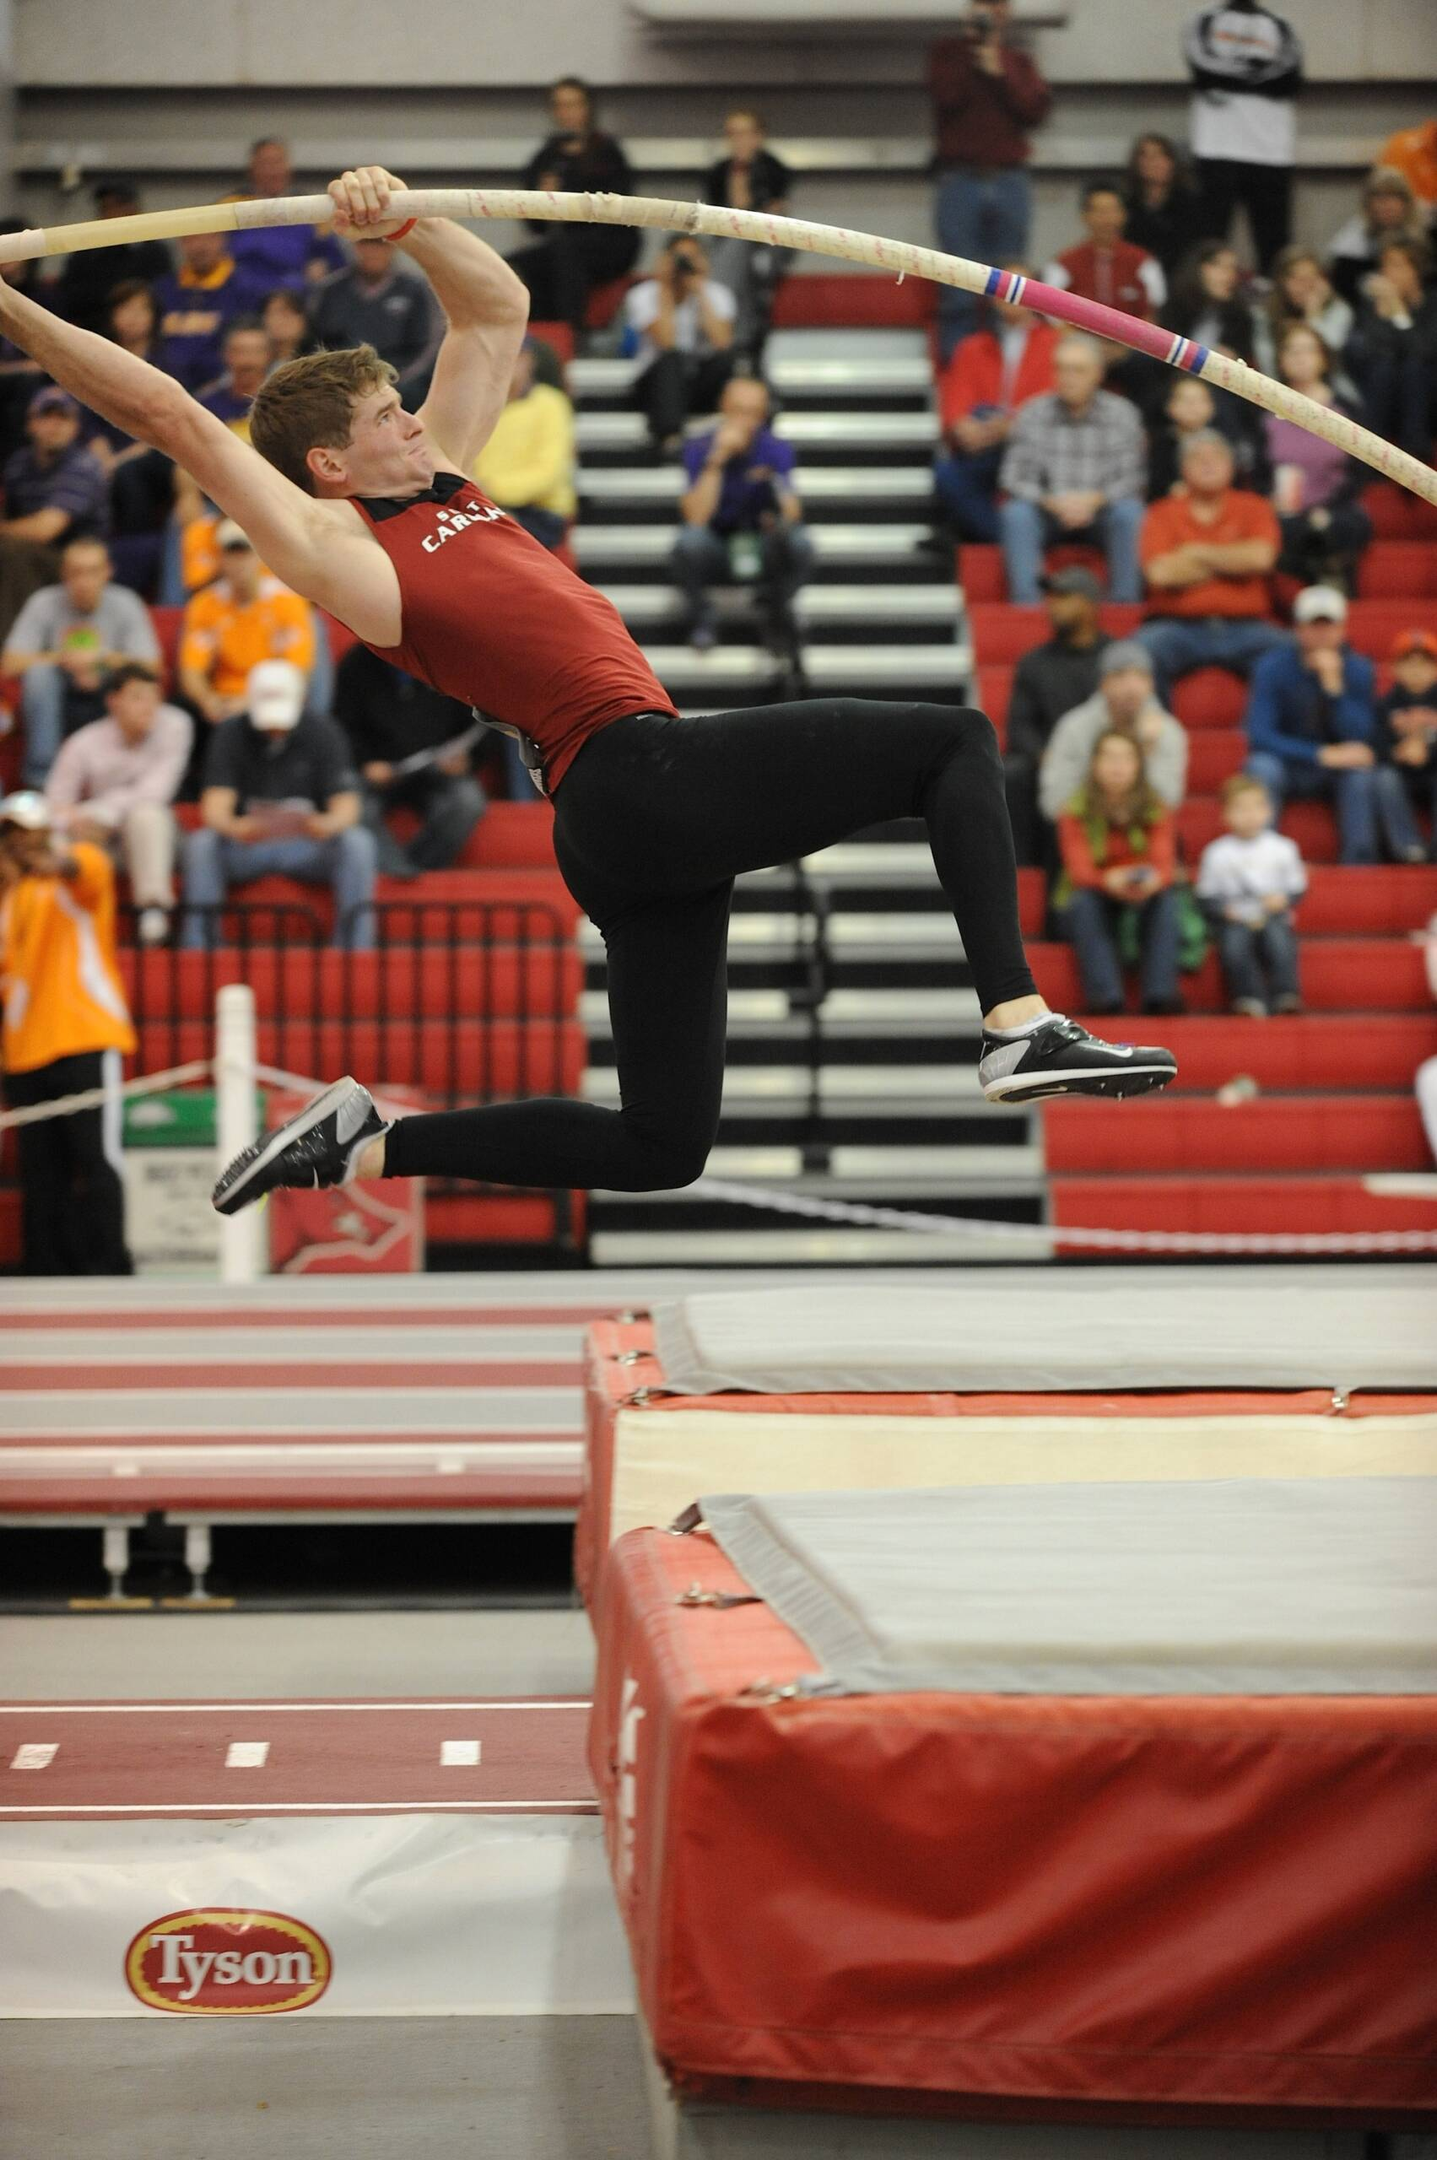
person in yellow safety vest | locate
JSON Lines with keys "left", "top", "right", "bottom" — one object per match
{"left": 0, "top": 790, "right": 134, "bottom": 1274}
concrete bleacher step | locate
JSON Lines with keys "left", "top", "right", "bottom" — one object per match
{"left": 577, "top": 409, "right": 937, "bottom": 458}
{"left": 575, "top": 522, "right": 934, "bottom": 574}
{"left": 598, "top": 582, "right": 959, "bottom": 633}
{"left": 570, "top": 354, "right": 936, "bottom": 409}
{"left": 1044, "top": 1094, "right": 1432, "bottom": 1175}
{"left": 581, "top": 464, "right": 933, "bottom": 512}
{"left": 639, "top": 642, "right": 969, "bottom": 696}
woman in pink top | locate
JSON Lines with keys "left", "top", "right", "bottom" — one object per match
{"left": 1263, "top": 323, "right": 1372, "bottom": 589}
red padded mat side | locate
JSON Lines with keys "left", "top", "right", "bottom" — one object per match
{"left": 591, "top": 1530, "right": 1437, "bottom": 2123}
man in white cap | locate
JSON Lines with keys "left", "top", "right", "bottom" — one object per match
{"left": 179, "top": 658, "right": 376, "bottom": 947}
{"left": 1244, "top": 583, "right": 1414, "bottom": 864}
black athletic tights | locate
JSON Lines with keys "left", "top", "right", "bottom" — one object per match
{"left": 384, "top": 700, "right": 1037, "bottom": 1192}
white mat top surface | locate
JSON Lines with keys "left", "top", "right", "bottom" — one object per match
{"left": 653, "top": 1271, "right": 1437, "bottom": 1395}
{"left": 697, "top": 1478, "right": 1437, "bottom": 1697}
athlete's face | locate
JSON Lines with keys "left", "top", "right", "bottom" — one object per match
{"left": 321, "top": 385, "right": 436, "bottom": 497}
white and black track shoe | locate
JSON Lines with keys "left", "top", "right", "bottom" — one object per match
{"left": 979, "top": 1015, "right": 1177, "bottom": 1104}
{"left": 211, "top": 1077, "right": 388, "bottom": 1216}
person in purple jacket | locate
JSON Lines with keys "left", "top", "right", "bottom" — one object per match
{"left": 224, "top": 138, "right": 347, "bottom": 294}
{"left": 672, "top": 375, "right": 814, "bottom": 655}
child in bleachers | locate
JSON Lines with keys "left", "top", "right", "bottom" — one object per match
{"left": 1376, "top": 629, "right": 1437, "bottom": 862}
{"left": 1196, "top": 773, "right": 1306, "bottom": 1017}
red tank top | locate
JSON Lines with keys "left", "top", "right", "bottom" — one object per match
{"left": 352, "top": 472, "right": 676, "bottom": 792}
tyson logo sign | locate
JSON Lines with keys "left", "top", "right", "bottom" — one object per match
{"left": 125, "top": 1908, "right": 332, "bottom": 2015}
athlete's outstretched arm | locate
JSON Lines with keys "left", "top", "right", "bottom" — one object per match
{"left": 329, "top": 166, "right": 529, "bottom": 472}
{"left": 0, "top": 279, "right": 334, "bottom": 597}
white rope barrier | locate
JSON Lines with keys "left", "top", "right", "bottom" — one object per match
{"left": 1, "top": 187, "right": 1434, "bottom": 505}
{"left": 0, "top": 1059, "right": 210, "bottom": 1132}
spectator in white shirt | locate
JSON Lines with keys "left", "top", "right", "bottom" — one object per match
{"left": 1184, "top": 2, "right": 1303, "bottom": 271}
{"left": 3, "top": 537, "right": 161, "bottom": 786}
{"left": 624, "top": 237, "right": 737, "bottom": 451}
{"left": 44, "top": 662, "right": 193, "bottom": 946}
{"left": 1196, "top": 770, "right": 1307, "bottom": 1014}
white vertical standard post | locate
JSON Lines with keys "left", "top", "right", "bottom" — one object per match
{"left": 215, "top": 981, "right": 263, "bottom": 1285}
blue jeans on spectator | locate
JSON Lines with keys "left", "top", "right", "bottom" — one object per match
{"left": 1063, "top": 885, "right": 1183, "bottom": 1011}
{"left": 934, "top": 445, "right": 1004, "bottom": 544}
{"left": 1377, "top": 759, "right": 1435, "bottom": 859}
{"left": 364, "top": 773, "right": 486, "bottom": 877}
{"left": 1215, "top": 911, "right": 1300, "bottom": 1009}
{"left": 1243, "top": 750, "right": 1405, "bottom": 866}
{"left": 1136, "top": 616, "right": 1289, "bottom": 705}
{"left": 20, "top": 664, "right": 106, "bottom": 787}
{"left": 935, "top": 167, "right": 1031, "bottom": 357}
{"left": 180, "top": 827, "right": 378, "bottom": 949}
{"left": 671, "top": 522, "right": 816, "bottom": 633}
{"left": 997, "top": 496, "right": 1144, "bottom": 604}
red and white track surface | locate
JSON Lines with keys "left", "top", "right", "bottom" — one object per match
{"left": 0, "top": 1269, "right": 984, "bottom": 1523}
{"left": 0, "top": 1698, "right": 594, "bottom": 1821}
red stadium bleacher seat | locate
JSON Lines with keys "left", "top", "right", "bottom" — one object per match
{"left": 1171, "top": 669, "right": 1248, "bottom": 730}
{"left": 772, "top": 274, "right": 935, "bottom": 330}
{"left": 584, "top": 277, "right": 636, "bottom": 330}
{"left": 965, "top": 601, "right": 1144, "bottom": 664}
{"left": 1345, "top": 600, "right": 1437, "bottom": 661}
{"left": 1361, "top": 482, "right": 1437, "bottom": 543}
{"left": 1356, "top": 542, "right": 1437, "bottom": 600}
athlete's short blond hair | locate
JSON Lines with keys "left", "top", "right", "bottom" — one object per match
{"left": 248, "top": 343, "right": 397, "bottom": 494}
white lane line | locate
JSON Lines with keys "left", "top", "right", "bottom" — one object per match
{"left": 225, "top": 1741, "right": 270, "bottom": 1769}
{"left": 0, "top": 1701, "right": 592, "bottom": 1715}
{"left": 9, "top": 1744, "right": 57, "bottom": 1770}
{"left": 0, "top": 1801, "right": 598, "bottom": 1816}
{"left": 440, "top": 1739, "right": 482, "bottom": 1767}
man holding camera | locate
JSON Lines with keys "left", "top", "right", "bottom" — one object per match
{"left": 928, "top": 0, "right": 1052, "bottom": 358}
{"left": 624, "top": 236, "right": 737, "bottom": 451}
{"left": 674, "top": 375, "right": 813, "bottom": 656}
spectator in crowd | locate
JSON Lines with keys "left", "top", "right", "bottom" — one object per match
{"left": 1263, "top": 323, "right": 1372, "bottom": 587}
{"left": 177, "top": 520, "right": 316, "bottom": 731}
{"left": 0, "top": 790, "right": 133, "bottom": 1275}
{"left": 307, "top": 241, "right": 438, "bottom": 408}
{"left": 225, "top": 138, "right": 345, "bottom": 294}
{"left": 1244, "top": 584, "right": 1412, "bottom": 865}
{"left": 1122, "top": 133, "right": 1205, "bottom": 282}
{"left": 1055, "top": 730, "right": 1183, "bottom": 1016}
{"left": 333, "top": 642, "right": 486, "bottom": 876}
{"left": 1379, "top": 119, "right": 1437, "bottom": 223}
{"left": 1253, "top": 244, "right": 1356, "bottom": 383}
{"left": 1136, "top": 429, "right": 1285, "bottom": 697}
{"left": 702, "top": 109, "right": 795, "bottom": 361}
{"left": 1163, "top": 239, "right": 1256, "bottom": 363}
{"left": 1196, "top": 771, "right": 1306, "bottom": 1014}
{"left": 4, "top": 535, "right": 160, "bottom": 785}
{"left": 997, "top": 334, "right": 1146, "bottom": 604}
{"left": 53, "top": 179, "right": 172, "bottom": 336}
{"left": 1002, "top": 566, "right": 1112, "bottom": 866}
{"left": 470, "top": 338, "right": 576, "bottom": 551}
{"left": 181, "top": 659, "right": 375, "bottom": 950}
{"left": 1327, "top": 166, "right": 1429, "bottom": 309}
{"left": 0, "top": 226, "right": 51, "bottom": 462}
{"left": 0, "top": 390, "right": 110, "bottom": 646}
{"left": 508, "top": 78, "right": 640, "bottom": 336}
{"left": 673, "top": 374, "right": 813, "bottom": 654}
{"left": 928, "top": 0, "right": 1051, "bottom": 355}
{"left": 1040, "top": 640, "right": 1188, "bottom": 825}
{"left": 261, "top": 287, "right": 313, "bottom": 367}
{"left": 85, "top": 285, "right": 176, "bottom": 565}
{"left": 1045, "top": 180, "right": 1166, "bottom": 320}
{"left": 154, "top": 232, "right": 266, "bottom": 393}
{"left": 1345, "top": 236, "right": 1437, "bottom": 463}
{"left": 1184, "top": 0, "right": 1303, "bottom": 270}
{"left": 933, "top": 263, "right": 1059, "bottom": 542}
{"left": 44, "top": 662, "right": 192, "bottom": 945}
{"left": 1146, "top": 373, "right": 1264, "bottom": 498}
{"left": 1375, "top": 627, "right": 1437, "bottom": 861}
{"left": 196, "top": 317, "right": 272, "bottom": 436}
{"left": 625, "top": 237, "right": 736, "bottom": 451}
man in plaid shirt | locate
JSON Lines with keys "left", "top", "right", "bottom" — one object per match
{"left": 997, "top": 335, "right": 1146, "bottom": 603}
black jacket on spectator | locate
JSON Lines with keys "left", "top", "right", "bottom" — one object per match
{"left": 1146, "top": 393, "right": 1269, "bottom": 499}
{"left": 704, "top": 150, "right": 794, "bottom": 214}
{"left": 520, "top": 132, "right": 640, "bottom": 276}
{"left": 1005, "top": 634, "right": 1112, "bottom": 766}
{"left": 333, "top": 644, "right": 475, "bottom": 767}
{"left": 55, "top": 241, "right": 173, "bottom": 335}
{"left": 307, "top": 267, "right": 436, "bottom": 394}
{"left": 202, "top": 711, "right": 357, "bottom": 812}
{"left": 1122, "top": 186, "right": 1205, "bottom": 280}
{"left": 1375, "top": 682, "right": 1437, "bottom": 772}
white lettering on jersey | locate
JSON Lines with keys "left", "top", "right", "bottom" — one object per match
{"left": 420, "top": 501, "right": 507, "bottom": 554}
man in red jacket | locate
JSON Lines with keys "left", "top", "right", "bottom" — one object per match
{"left": 934, "top": 267, "right": 1059, "bottom": 542}
{"left": 1045, "top": 181, "right": 1167, "bottom": 321}
{"left": 928, "top": 1, "right": 1051, "bottom": 357}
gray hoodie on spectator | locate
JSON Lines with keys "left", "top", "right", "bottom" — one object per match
{"left": 1038, "top": 689, "right": 1188, "bottom": 821}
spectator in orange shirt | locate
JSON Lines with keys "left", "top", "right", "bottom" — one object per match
{"left": 177, "top": 520, "right": 318, "bottom": 729}
{"left": 1055, "top": 730, "right": 1183, "bottom": 1016}
{"left": 1379, "top": 121, "right": 1437, "bottom": 222}
{"left": 1135, "top": 429, "right": 1286, "bottom": 700}
{"left": 932, "top": 266, "right": 1059, "bottom": 542}
{"left": 0, "top": 790, "right": 134, "bottom": 1274}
